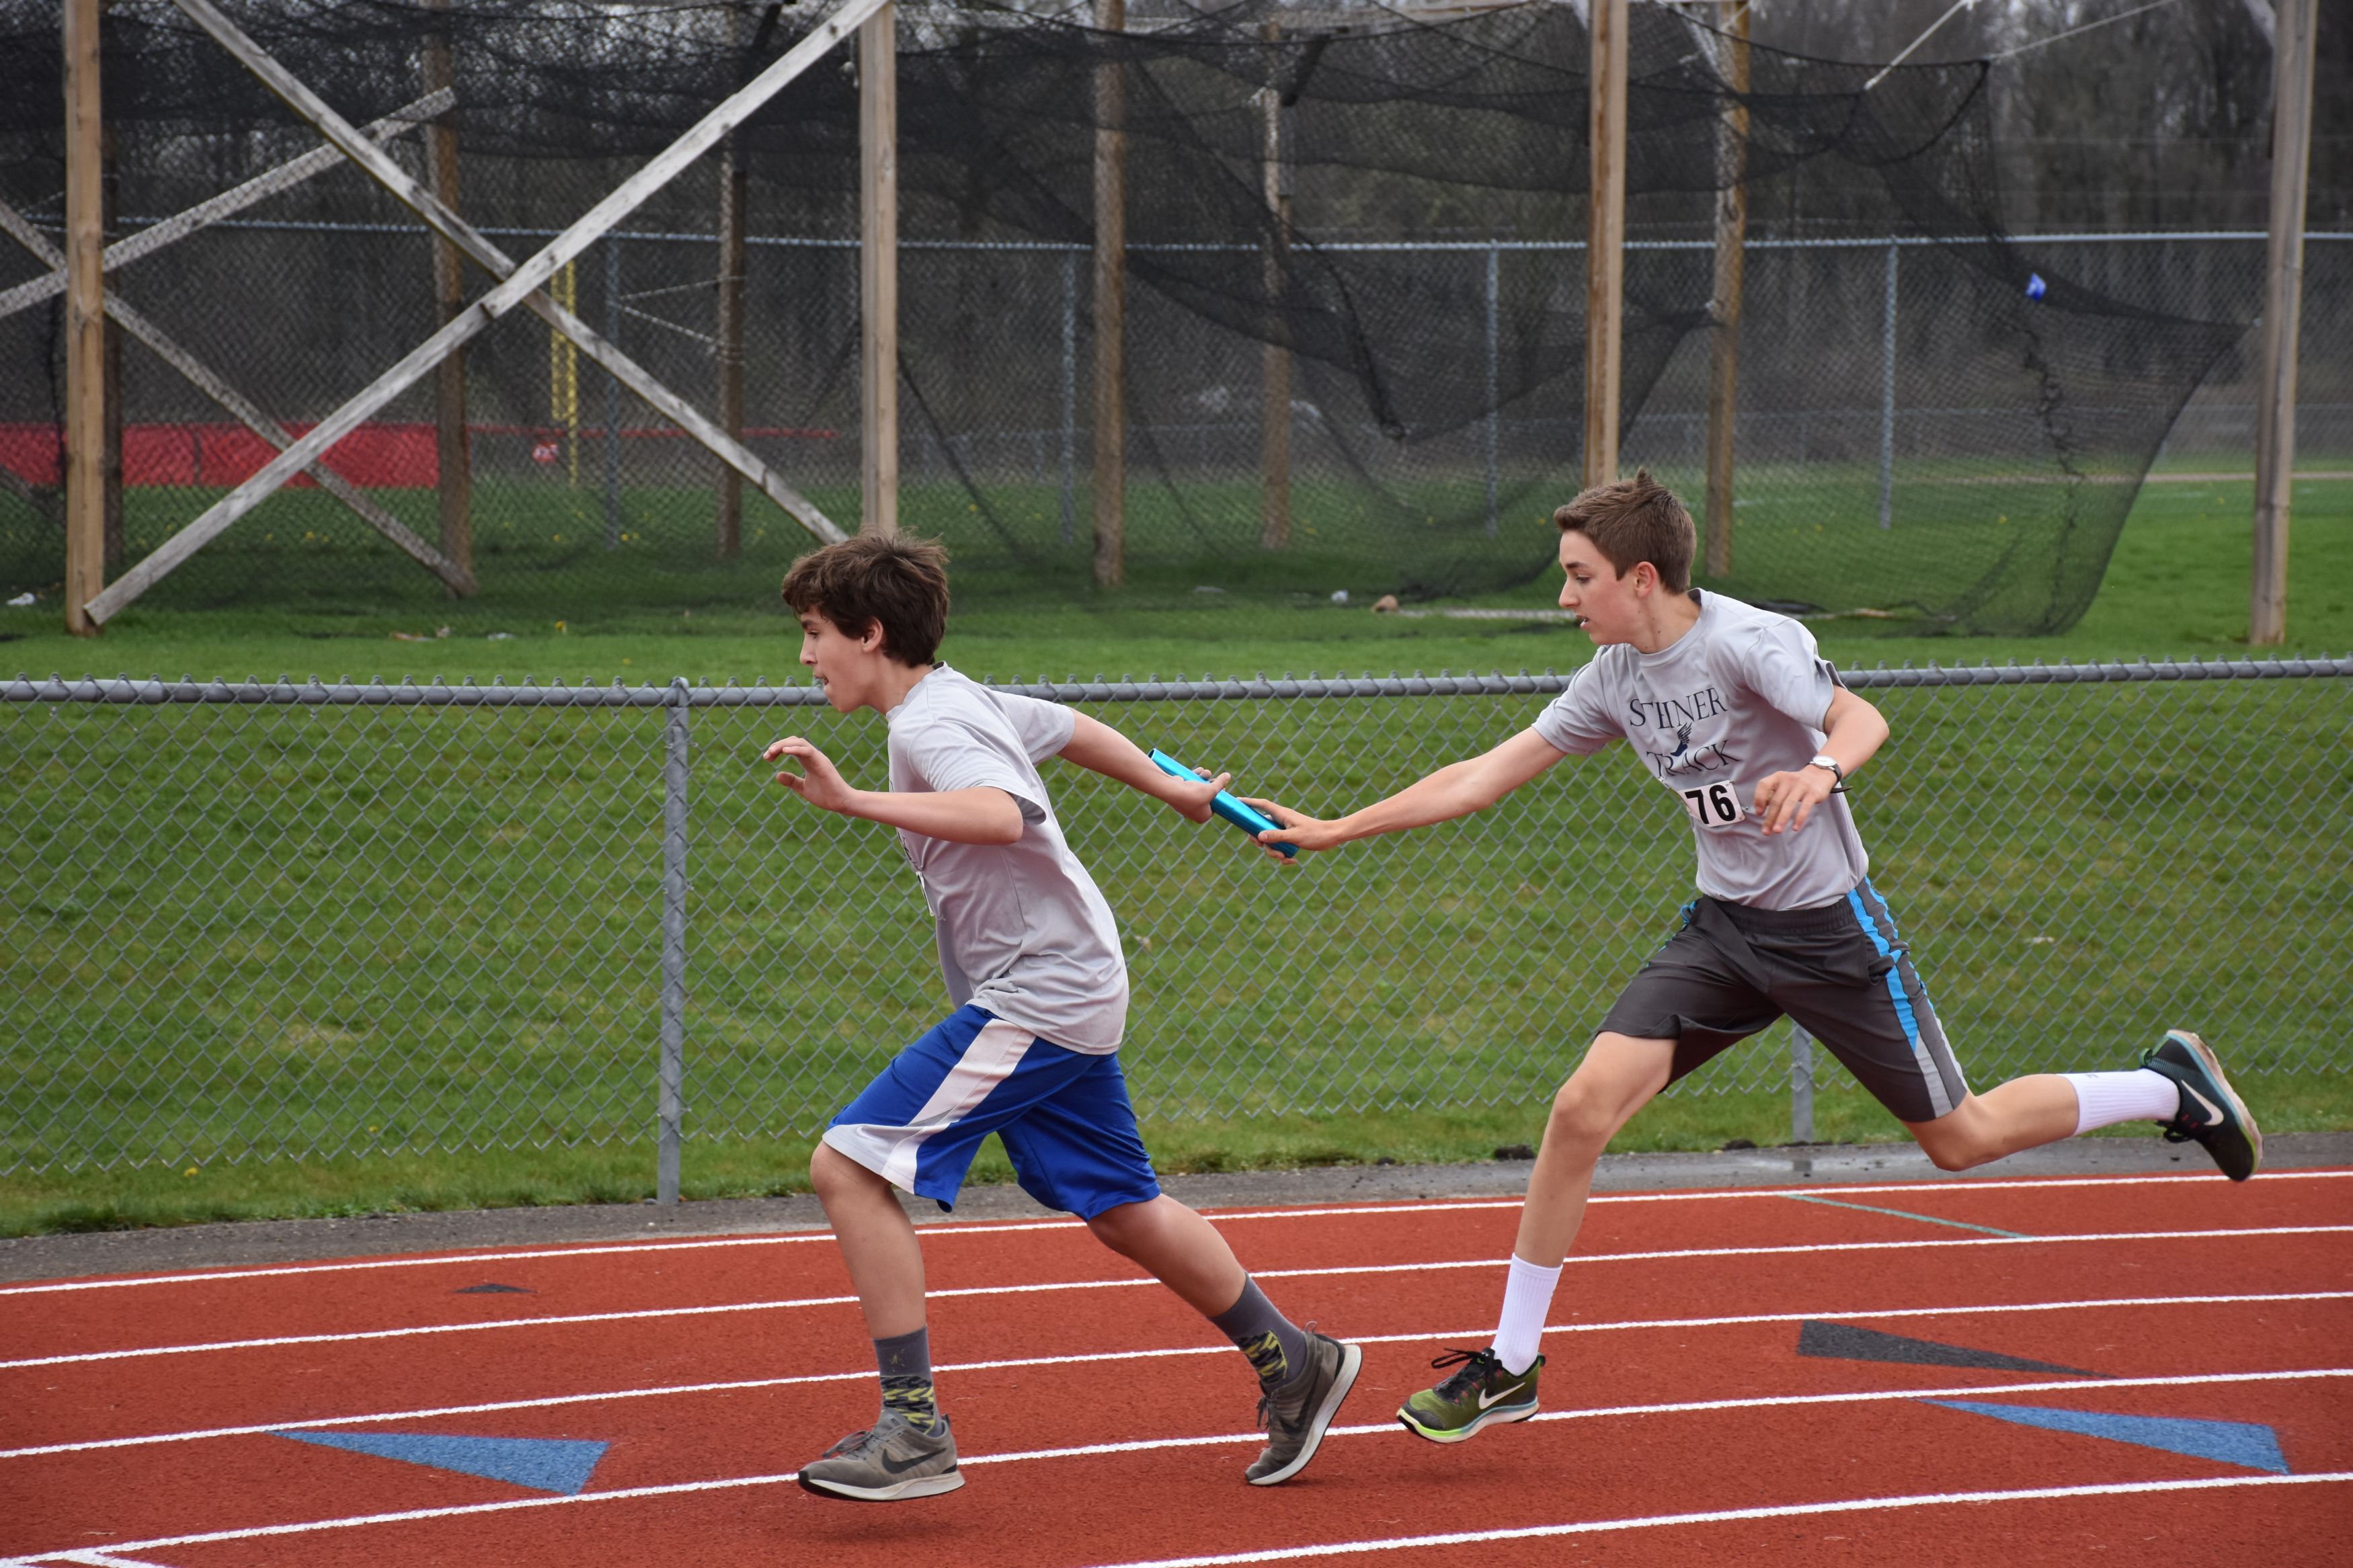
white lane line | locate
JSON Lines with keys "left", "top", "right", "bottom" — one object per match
{"left": 1779, "top": 1192, "right": 2030, "bottom": 1237}
{"left": 7, "top": 1168, "right": 2343, "bottom": 1297}
{"left": 1071, "top": 1472, "right": 2353, "bottom": 1568}
{"left": 10, "top": 1372, "right": 2348, "bottom": 1562}
{"left": 8, "top": 1292, "right": 2346, "bottom": 1462}
{"left": 9, "top": 1225, "right": 2348, "bottom": 1372}
{"left": 963, "top": 1368, "right": 2353, "bottom": 1467}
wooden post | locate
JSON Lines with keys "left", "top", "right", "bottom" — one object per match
{"left": 859, "top": 0, "right": 898, "bottom": 536}
{"left": 1259, "top": 21, "right": 1290, "bottom": 550}
{"left": 2251, "top": 0, "right": 2316, "bottom": 647}
{"left": 1702, "top": 0, "right": 1749, "bottom": 579}
{"left": 1583, "top": 0, "right": 1627, "bottom": 491}
{"left": 716, "top": 5, "right": 751, "bottom": 556}
{"left": 63, "top": 0, "right": 104, "bottom": 635}
{"left": 1091, "top": 0, "right": 1126, "bottom": 587}
{"left": 422, "top": 0, "right": 471, "bottom": 589}
{"left": 99, "top": 41, "right": 123, "bottom": 577}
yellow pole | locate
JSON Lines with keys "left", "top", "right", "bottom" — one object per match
{"left": 551, "top": 259, "right": 580, "bottom": 487}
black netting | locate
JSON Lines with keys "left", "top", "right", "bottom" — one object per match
{"left": 0, "top": 0, "right": 2315, "bottom": 633}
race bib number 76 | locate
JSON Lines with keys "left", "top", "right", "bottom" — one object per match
{"left": 1679, "top": 780, "right": 1747, "bottom": 829}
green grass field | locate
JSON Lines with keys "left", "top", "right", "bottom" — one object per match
{"left": 4, "top": 472, "right": 2348, "bottom": 676}
{"left": 3, "top": 472, "right": 2348, "bottom": 1236}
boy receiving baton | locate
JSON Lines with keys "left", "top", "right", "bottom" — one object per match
{"left": 766, "top": 535, "right": 1361, "bottom": 1501}
{"left": 1242, "top": 472, "right": 2260, "bottom": 1444}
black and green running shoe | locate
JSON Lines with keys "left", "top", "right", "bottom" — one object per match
{"left": 1396, "top": 1347, "right": 1542, "bottom": 1444}
{"left": 2143, "top": 1030, "right": 2262, "bottom": 1182}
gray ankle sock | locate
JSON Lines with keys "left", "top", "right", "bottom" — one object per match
{"left": 875, "top": 1326, "right": 939, "bottom": 1431}
{"left": 1208, "top": 1276, "right": 1311, "bottom": 1391}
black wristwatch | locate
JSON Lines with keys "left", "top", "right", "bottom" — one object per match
{"left": 1807, "top": 752, "right": 1845, "bottom": 790}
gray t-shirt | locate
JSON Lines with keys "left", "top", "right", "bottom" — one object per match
{"left": 1531, "top": 590, "right": 1870, "bottom": 910}
{"left": 885, "top": 666, "right": 1128, "bottom": 1053}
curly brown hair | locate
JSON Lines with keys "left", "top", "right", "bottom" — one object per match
{"left": 781, "top": 534, "right": 951, "bottom": 666}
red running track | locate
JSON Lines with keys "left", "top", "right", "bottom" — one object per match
{"left": 1, "top": 1169, "right": 2348, "bottom": 1567}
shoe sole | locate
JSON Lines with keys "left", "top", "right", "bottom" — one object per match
{"left": 2170, "top": 1030, "right": 2262, "bottom": 1182}
{"left": 797, "top": 1468, "right": 966, "bottom": 1502}
{"left": 1246, "top": 1341, "right": 1363, "bottom": 1486}
{"left": 1396, "top": 1396, "right": 1538, "bottom": 1445}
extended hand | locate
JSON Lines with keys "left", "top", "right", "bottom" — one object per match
{"left": 764, "top": 735, "right": 859, "bottom": 815}
{"left": 1240, "top": 796, "right": 1335, "bottom": 863}
{"left": 1162, "top": 768, "right": 1231, "bottom": 825}
{"left": 1752, "top": 766, "right": 1836, "bottom": 835}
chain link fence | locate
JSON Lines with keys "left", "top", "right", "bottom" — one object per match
{"left": 7, "top": 655, "right": 2350, "bottom": 1185}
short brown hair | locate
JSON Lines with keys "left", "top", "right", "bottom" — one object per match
{"left": 1552, "top": 469, "right": 1696, "bottom": 591}
{"left": 781, "top": 534, "right": 951, "bottom": 666}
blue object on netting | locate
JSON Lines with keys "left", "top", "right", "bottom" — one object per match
{"left": 2025, "top": 272, "right": 2049, "bottom": 300}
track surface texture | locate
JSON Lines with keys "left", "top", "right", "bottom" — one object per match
{"left": 3, "top": 1169, "right": 2348, "bottom": 1567}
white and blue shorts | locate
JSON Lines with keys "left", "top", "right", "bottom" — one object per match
{"left": 822, "top": 1003, "right": 1162, "bottom": 1219}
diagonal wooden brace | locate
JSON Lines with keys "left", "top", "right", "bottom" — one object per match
{"left": 88, "top": 0, "right": 877, "bottom": 624}
{"left": 175, "top": 0, "right": 859, "bottom": 554}
{"left": 0, "top": 200, "right": 474, "bottom": 596}
{"left": 0, "top": 87, "right": 454, "bottom": 324}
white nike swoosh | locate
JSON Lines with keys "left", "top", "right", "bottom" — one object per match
{"left": 1476, "top": 1385, "right": 1523, "bottom": 1409}
{"left": 2185, "top": 1084, "right": 2225, "bottom": 1126}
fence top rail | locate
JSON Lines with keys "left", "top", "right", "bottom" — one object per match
{"left": 80, "top": 216, "right": 2353, "bottom": 252}
{"left": 5, "top": 657, "right": 2348, "bottom": 708}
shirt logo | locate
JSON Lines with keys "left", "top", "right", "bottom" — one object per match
{"left": 1644, "top": 720, "right": 1739, "bottom": 780}
{"left": 1628, "top": 687, "right": 1737, "bottom": 779}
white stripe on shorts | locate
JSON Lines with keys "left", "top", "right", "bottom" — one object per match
{"left": 824, "top": 1020, "right": 1038, "bottom": 1193}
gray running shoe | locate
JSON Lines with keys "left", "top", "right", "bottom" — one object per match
{"left": 1244, "top": 1329, "right": 1363, "bottom": 1486}
{"left": 797, "top": 1410, "right": 965, "bottom": 1502}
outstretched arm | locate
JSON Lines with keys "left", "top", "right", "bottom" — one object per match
{"left": 1056, "top": 711, "right": 1226, "bottom": 823}
{"left": 1752, "top": 686, "right": 1890, "bottom": 835}
{"left": 764, "top": 735, "right": 1024, "bottom": 845}
{"left": 1241, "top": 727, "right": 1569, "bottom": 859}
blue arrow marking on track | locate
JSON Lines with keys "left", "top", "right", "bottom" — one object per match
{"left": 274, "top": 1430, "right": 609, "bottom": 1493}
{"left": 1923, "top": 1401, "right": 2289, "bottom": 1473}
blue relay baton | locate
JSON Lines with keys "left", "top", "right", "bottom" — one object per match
{"left": 1148, "top": 749, "right": 1299, "bottom": 858}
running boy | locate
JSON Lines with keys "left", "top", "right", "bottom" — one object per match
{"left": 765, "top": 535, "right": 1361, "bottom": 1501}
{"left": 1241, "top": 471, "right": 2261, "bottom": 1445}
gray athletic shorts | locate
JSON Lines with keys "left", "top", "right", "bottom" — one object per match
{"left": 1597, "top": 880, "right": 1970, "bottom": 1124}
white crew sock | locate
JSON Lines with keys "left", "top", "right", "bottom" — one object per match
{"left": 1492, "top": 1254, "right": 1562, "bottom": 1376}
{"left": 2062, "top": 1069, "right": 2182, "bottom": 1135}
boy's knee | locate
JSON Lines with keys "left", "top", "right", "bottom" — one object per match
{"left": 809, "top": 1141, "right": 878, "bottom": 1203}
{"left": 1545, "top": 1077, "right": 1618, "bottom": 1150}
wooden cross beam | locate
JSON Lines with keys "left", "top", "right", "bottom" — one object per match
{"left": 0, "top": 200, "right": 475, "bottom": 596}
{"left": 85, "top": 0, "right": 876, "bottom": 624}
{"left": 0, "top": 88, "right": 452, "bottom": 324}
